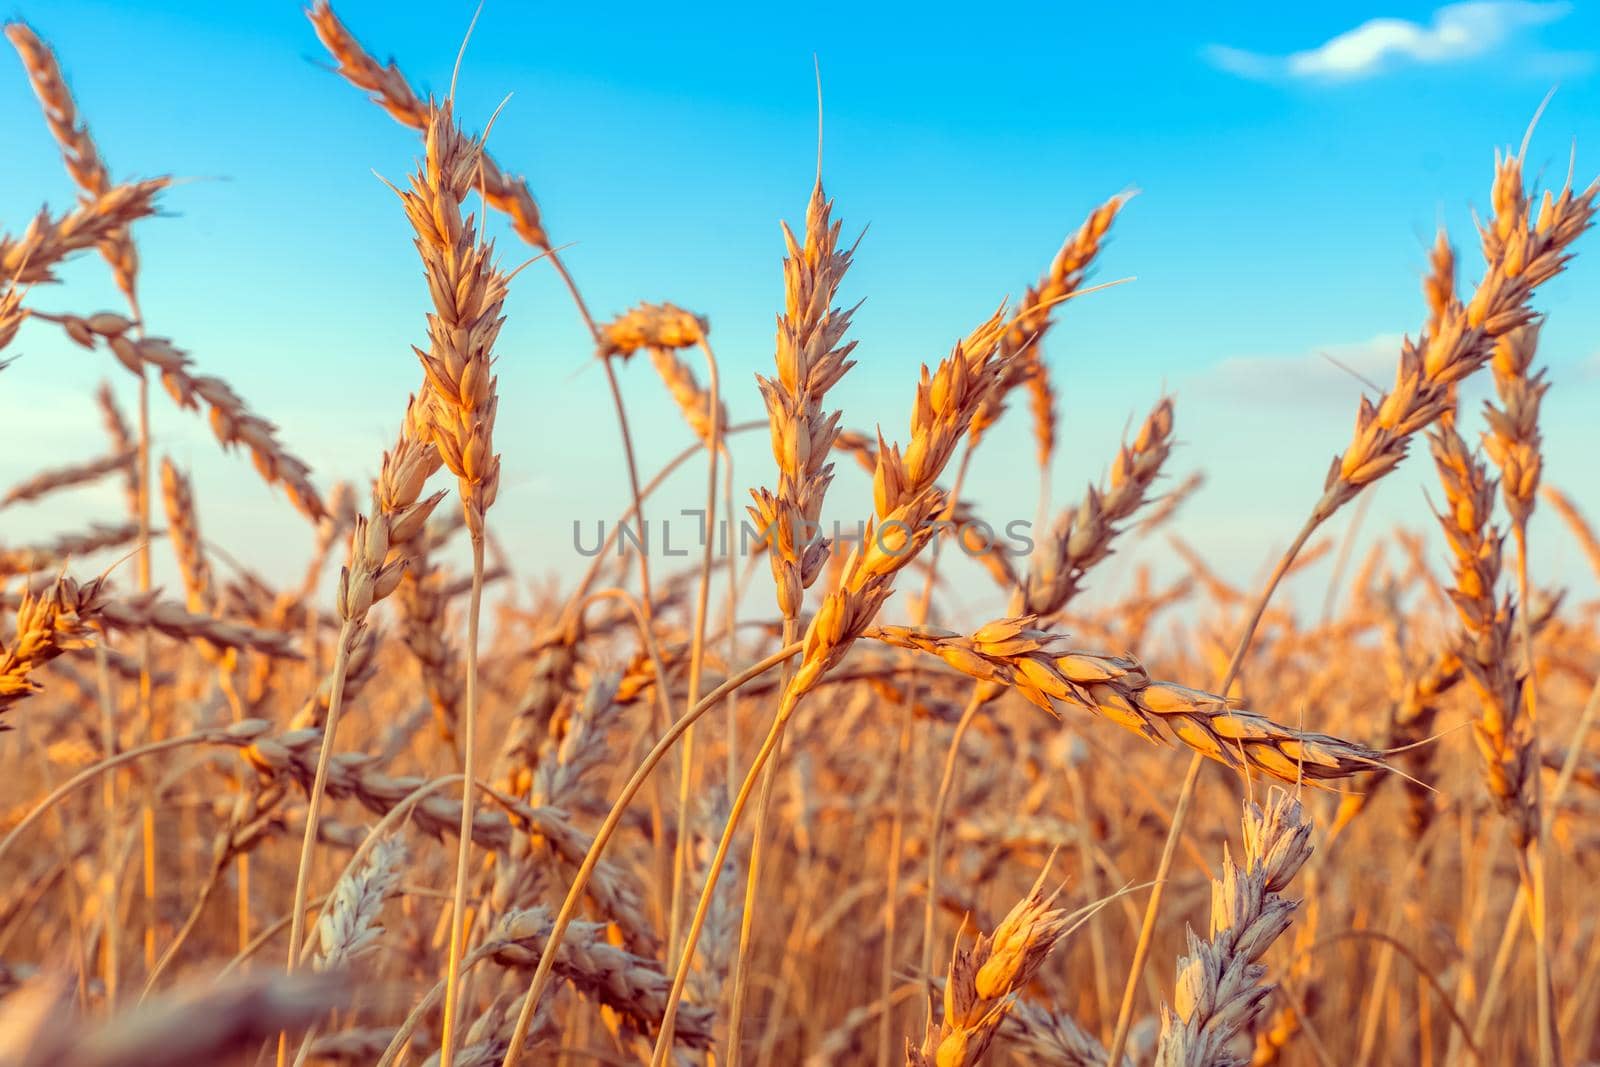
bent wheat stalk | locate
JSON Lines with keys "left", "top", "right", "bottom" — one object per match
{"left": 282, "top": 423, "right": 441, "bottom": 1020}
{"left": 1104, "top": 144, "right": 1597, "bottom": 1067}
{"left": 393, "top": 98, "right": 509, "bottom": 1067}
{"left": 498, "top": 640, "right": 803, "bottom": 1065}
{"left": 734, "top": 177, "right": 858, "bottom": 1063}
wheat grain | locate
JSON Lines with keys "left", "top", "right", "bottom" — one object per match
{"left": 748, "top": 183, "right": 858, "bottom": 621}
{"left": 158, "top": 458, "right": 212, "bottom": 613}
{"left": 869, "top": 616, "right": 1379, "bottom": 782}
{"left": 485, "top": 907, "right": 715, "bottom": 1048}
{"left": 1154, "top": 789, "right": 1312, "bottom": 1067}
{"left": 0, "top": 180, "right": 166, "bottom": 291}
{"left": 909, "top": 872, "right": 1088, "bottom": 1067}
{"left": 968, "top": 194, "right": 1127, "bottom": 447}
{"left": 1482, "top": 321, "right": 1546, "bottom": 526}
{"left": 599, "top": 302, "right": 708, "bottom": 360}
{"left": 1431, "top": 424, "right": 1535, "bottom": 844}
{"left": 315, "top": 833, "right": 406, "bottom": 971}
{"left": 1, "top": 577, "right": 100, "bottom": 715}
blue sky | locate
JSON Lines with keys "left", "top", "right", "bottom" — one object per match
{"left": 3, "top": 1, "right": 1599, "bottom": 617}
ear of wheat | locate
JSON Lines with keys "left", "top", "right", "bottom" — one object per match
{"left": 868, "top": 616, "right": 1379, "bottom": 782}
{"left": 1155, "top": 789, "right": 1312, "bottom": 1067}
{"left": 1313, "top": 157, "right": 1596, "bottom": 524}
{"left": 748, "top": 182, "right": 858, "bottom": 622}
{"left": 910, "top": 873, "right": 1093, "bottom": 1067}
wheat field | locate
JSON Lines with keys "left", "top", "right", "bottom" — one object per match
{"left": 3, "top": 7, "right": 1600, "bottom": 1066}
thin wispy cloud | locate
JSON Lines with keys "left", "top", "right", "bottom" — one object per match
{"left": 1208, "top": 1, "right": 1573, "bottom": 82}
{"left": 1193, "top": 334, "right": 1405, "bottom": 406}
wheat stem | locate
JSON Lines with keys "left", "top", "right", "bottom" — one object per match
{"left": 669, "top": 338, "right": 722, "bottom": 973}
{"left": 438, "top": 535, "right": 485, "bottom": 1067}
{"left": 498, "top": 641, "right": 804, "bottom": 1066}
{"left": 1105, "top": 517, "right": 1318, "bottom": 1066}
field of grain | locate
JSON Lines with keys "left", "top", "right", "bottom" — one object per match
{"left": 3, "top": 7, "right": 1600, "bottom": 1066}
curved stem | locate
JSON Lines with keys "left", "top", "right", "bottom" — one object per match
{"left": 1104, "top": 516, "right": 1320, "bottom": 1066}
{"left": 546, "top": 250, "right": 600, "bottom": 341}
{"left": 0, "top": 728, "right": 242, "bottom": 865}
{"left": 1285, "top": 930, "right": 1486, "bottom": 1066}
{"left": 135, "top": 368, "right": 156, "bottom": 977}
{"left": 1514, "top": 525, "right": 1559, "bottom": 1067}
{"left": 726, "top": 620, "right": 795, "bottom": 1067}
{"left": 284, "top": 622, "right": 356, "bottom": 971}
{"left": 919, "top": 687, "right": 987, "bottom": 992}
{"left": 723, "top": 454, "right": 742, "bottom": 788}
{"left": 567, "top": 420, "right": 764, "bottom": 613}
{"left": 143, "top": 843, "right": 226, "bottom": 996}
{"left": 219, "top": 892, "right": 328, "bottom": 978}
{"left": 498, "top": 641, "right": 804, "bottom": 1066}
{"left": 890, "top": 445, "right": 975, "bottom": 1057}
{"left": 652, "top": 692, "right": 801, "bottom": 1065}
{"left": 439, "top": 535, "right": 485, "bottom": 1067}
{"left": 280, "top": 619, "right": 357, "bottom": 1067}
{"left": 669, "top": 338, "right": 721, "bottom": 970}
{"left": 379, "top": 945, "right": 494, "bottom": 1067}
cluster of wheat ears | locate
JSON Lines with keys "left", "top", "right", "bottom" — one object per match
{"left": 3, "top": 8, "right": 1600, "bottom": 1067}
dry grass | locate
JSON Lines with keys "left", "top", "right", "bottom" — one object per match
{"left": 4, "top": 10, "right": 1600, "bottom": 1067}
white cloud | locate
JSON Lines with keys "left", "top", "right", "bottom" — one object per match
{"left": 1193, "top": 333, "right": 1406, "bottom": 405}
{"left": 1207, "top": 1, "right": 1572, "bottom": 82}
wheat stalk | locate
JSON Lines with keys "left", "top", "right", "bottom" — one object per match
{"left": 1, "top": 577, "right": 100, "bottom": 716}
{"left": 909, "top": 871, "right": 1095, "bottom": 1067}
{"left": 283, "top": 414, "right": 443, "bottom": 1023}
{"left": 315, "top": 833, "right": 405, "bottom": 971}
{"left": 4, "top": 21, "right": 141, "bottom": 304}
{"left": 158, "top": 458, "right": 212, "bottom": 614}
{"left": 0, "top": 522, "right": 143, "bottom": 577}
{"left": 1154, "top": 789, "right": 1312, "bottom": 1067}
{"left": 1, "top": 576, "right": 300, "bottom": 658}
{"left": 641, "top": 309, "right": 1035, "bottom": 1062}
{"left": 869, "top": 616, "right": 1379, "bottom": 783}
{"left": 307, "top": 1, "right": 549, "bottom": 251}
{"left": 0, "top": 180, "right": 166, "bottom": 293}
{"left": 1024, "top": 395, "right": 1175, "bottom": 617}
{"left": 1477, "top": 275, "right": 1559, "bottom": 1063}
{"left": 484, "top": 907, "right": 715, "bottom": 1049}
{"left": 1431, "top": 425, "right": 1534, "bottom": 841}
{"left": 967, "top": 194, "right": 1127, "bottom": 448}
{"left": 1311, "top": 158, "right": 1596, "bottom": 526}
{"left": 288, "top": 623, "right": 381, "bottom": 730}
{"left": 0, "top": 450, "right": 135, "bottom": 509}
{"left": 394, "top": 98, "right": 510, "bottom": 1067}
{"left": 1108, "top": 148, "right": 1597, "bottom": 1066}
{"left": 37, "top": 311, "right": 326, "bottom": 522}
{"left": 725, "top": 178, "right": 860, "bottom": 1060}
